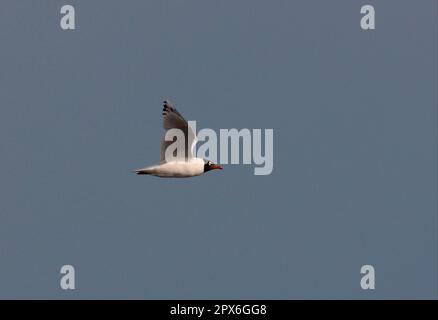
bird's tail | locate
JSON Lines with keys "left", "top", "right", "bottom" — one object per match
{"left": 134, "top": 170, "right": 150, "bottom": 175}
{"left": 132, "top": 167, "right": 153, "bottom": 175}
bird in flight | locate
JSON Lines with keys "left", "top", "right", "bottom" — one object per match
{"left": 134, "top": 100, "right": 223, "bottom": 178}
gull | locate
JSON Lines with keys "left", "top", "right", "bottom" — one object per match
{"left": 133, "top": 100, "right": 223, "bottom": 178}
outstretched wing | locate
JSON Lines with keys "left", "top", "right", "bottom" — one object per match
{"left": 160, "top": 100, "right": 197, "bottom": 163}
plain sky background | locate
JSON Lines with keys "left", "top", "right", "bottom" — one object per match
{"left": 0, "top": 0, "right": 436, "bottom": 299}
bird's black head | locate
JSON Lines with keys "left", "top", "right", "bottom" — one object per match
{"left": 203, "top": 160, "right": 223, "bottom": 173}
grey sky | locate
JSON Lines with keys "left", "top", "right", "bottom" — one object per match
{"left": 0, "top": 0, "right": 436, "bottom": 299}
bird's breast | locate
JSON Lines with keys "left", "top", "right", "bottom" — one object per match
{"left": 154, "top": 160, "right": 204, "bottom": 177}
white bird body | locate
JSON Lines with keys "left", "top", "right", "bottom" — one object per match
{"left": 134, "top": 101, "right": 222, "bottom": 178}
{"left": 135, "top": 158, "right": 205, "bottom": 178}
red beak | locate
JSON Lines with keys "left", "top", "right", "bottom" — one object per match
{"left": 210, "top": 164, "right": 223, "bottom": 170}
